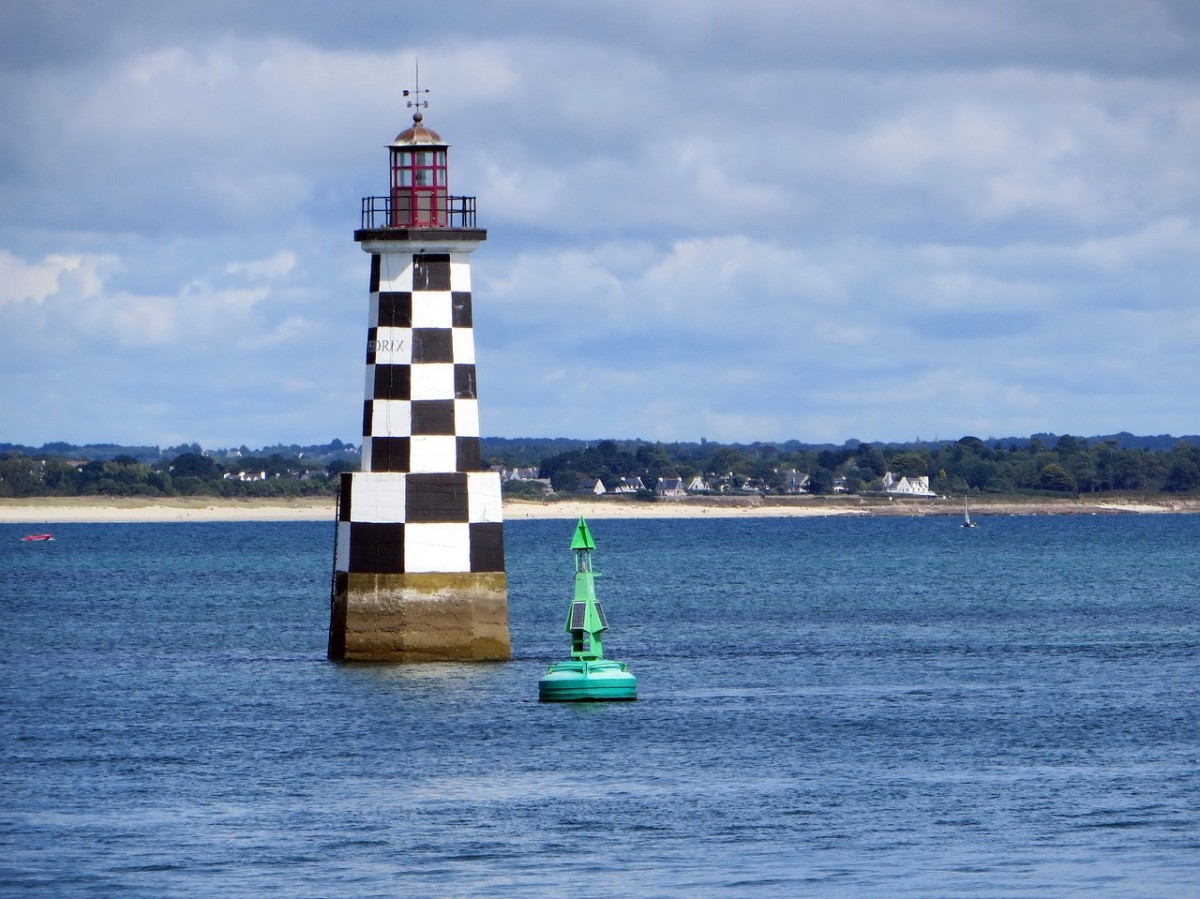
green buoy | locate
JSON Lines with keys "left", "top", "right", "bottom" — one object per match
{"left": 538, "top": 518, "right": 637, "bottom": 701}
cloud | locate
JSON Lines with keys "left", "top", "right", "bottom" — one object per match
{"left": 1, "top": 1, "right": 1199, "bottom": 446}
{"left": 0, "top": 250, "right": 99, "bottom": 307}
{"left": 256, "top": 315, "right": 321, "bottom": 348}
{"left": 225, "top": 251, "right": 297, "bottom": 279}
{"left": 0, "top": 247, "right": 285, "bottom": 351}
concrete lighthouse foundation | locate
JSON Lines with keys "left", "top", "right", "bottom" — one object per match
{"left": 327, "top": 107, "right": 510, "bottom": 662}
{"left": 329, "top": 569, "right": 509, "bottom": 662}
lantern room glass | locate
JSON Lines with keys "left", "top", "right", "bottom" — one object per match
{"left": 390, "top": 147, "right": 448, "bottom": 226}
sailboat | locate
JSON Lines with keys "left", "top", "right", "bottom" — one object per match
{"left": 961, "top": 496, "right": 978, "bottom": 528}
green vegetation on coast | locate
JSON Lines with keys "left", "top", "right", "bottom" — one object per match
{"left": 0, "top": 444, "right": 353, "bottom": 500}
{"left": 1, "top": 433, "right": 1199, "bottom": 499}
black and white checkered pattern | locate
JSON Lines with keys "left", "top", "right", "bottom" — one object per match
{"left": 335, "top": 248, "right": 504, "bottom": 576}
{"left": 335, "top": 471, "right": 504, "bottom": 573}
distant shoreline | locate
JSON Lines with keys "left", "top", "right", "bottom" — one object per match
{"left": 2, "top": 493, "right": 1197, "bottom": 524}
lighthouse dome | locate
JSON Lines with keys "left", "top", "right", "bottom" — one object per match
{"left": 391, "top": 111, "right": 444, "bottom": 146}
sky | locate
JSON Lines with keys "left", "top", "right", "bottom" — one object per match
{"left": 2, "top": 1, "right": 1199, "bottom": 450}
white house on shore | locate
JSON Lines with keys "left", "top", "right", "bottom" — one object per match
{"left": 224, "top": 470, "right": 267, "bottom": 482}
{"left": 881, "top": 472, "right": 936, "bottom": 497}
{"left": 656, "top": 477, "right": 686, "bottom": 496}
{"left": 611, "top": 476, "right": 646, "bottom": 494}
{"left": 490, "top": 465, "right": 540, "bottom": 482}
{"left": 578, "top": 477, "right": 607, "bottom": 495}
{"left": 779, "top": 469, "right": 810, "bottom": 493}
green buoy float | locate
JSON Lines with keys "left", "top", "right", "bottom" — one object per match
{"left": 538, "top": 518, "right": 637, "bottom": 702}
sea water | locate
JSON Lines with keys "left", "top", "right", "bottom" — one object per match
{"left": 2, "top": 514, "right": 1199, "bottom": 896}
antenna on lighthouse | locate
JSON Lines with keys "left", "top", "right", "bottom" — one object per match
{"left": 402, "top": 62, "right": 430, "bottom": 117}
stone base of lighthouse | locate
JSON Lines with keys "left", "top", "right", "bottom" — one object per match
{"left": 327, "top": 466, "right": 511, "bottom": 661}
{"left": 329, "top": 571, "right": 509, "bottom": 662}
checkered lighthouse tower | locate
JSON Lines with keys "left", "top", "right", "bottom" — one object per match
{"left": 328, "top": 98, "right": 509, "bottom": 662}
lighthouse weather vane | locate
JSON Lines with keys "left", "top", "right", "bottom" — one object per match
{"left": 402, "top": 62, "right": 430, "bottom": 118}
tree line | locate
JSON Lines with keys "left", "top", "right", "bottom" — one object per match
{"left": 517, "top": 434, "right": 1200, "bottom": 497}
{"left": 0, "top": 452, "right": 352, "bottom": 499}
{"left": 2, "top": 434, "right": 1199, "bottom": 498}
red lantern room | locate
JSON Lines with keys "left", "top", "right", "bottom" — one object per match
{"left": 388, "top": 111, "right": 449, "bottom": 227}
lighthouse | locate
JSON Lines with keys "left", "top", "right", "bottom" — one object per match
{"left": 327, "top": 95, "right": 510, "bottom": 662}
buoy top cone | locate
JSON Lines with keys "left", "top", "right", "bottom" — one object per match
{"left": 570, "top": 516, "right": 596, "bottom": 551}
{"left": 538, "top": 517, "right": 637, "bottom": 701}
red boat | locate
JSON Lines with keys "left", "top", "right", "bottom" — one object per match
{"left": 21, "top": 533, "right": 54, "bottom": 541}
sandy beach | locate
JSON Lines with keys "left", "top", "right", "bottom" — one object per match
{"left": 2, "top": 493, "right": 1197, "bottom": 524}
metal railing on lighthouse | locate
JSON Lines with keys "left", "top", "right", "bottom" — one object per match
{"left": 359, "top": 195, "right": 478, "bottom": 230}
